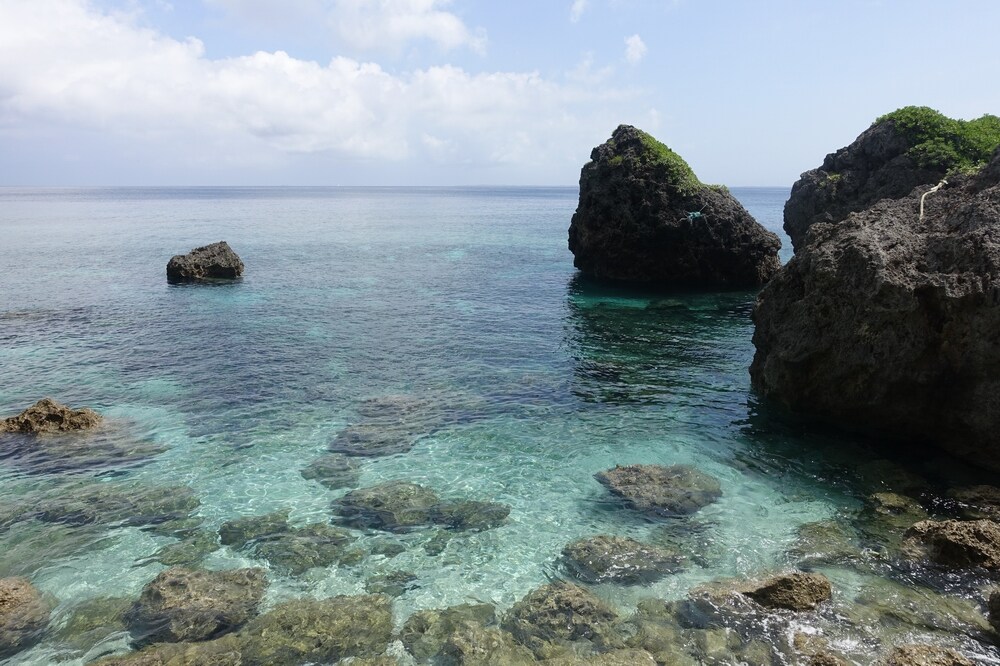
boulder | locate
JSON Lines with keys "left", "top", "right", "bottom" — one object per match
{"left": 238, "top": 594, "right": 392, "bottom": 665}
{"left": 594, "top": 464, "right": 721, "bottom": 517}
{"left": 784, "top": 106, "right": 1000, "bottom": 252}
{"left": 502, "top": 581, "right": 620, "bottom": 658}
{"left": 0, "top": 397, "right": 101, "bottom": 434}
{"left": 751, "top": 147, "right": 1000, "bottom": 470}
{"left": 0, "top": 577, "right": 50, "bottom": 658}
{"left": 568, "top": 125, "right": 781, "bottom": 287}
{"left": 741, "top": 572, "right": 832, "bottom": 611}
{"left": 883, "top": 644, "right": 974, "bottom": 666}
{"left": 903, "top": 519, "right": 1000, "bottom": 569}
{"left": 166, "top": 241, "right": 244, "bottom": 283}
{"left": 125, "top": 567, "right": 267, "bottom": 646}
{"left": 561, "top": 535, "right": 682, "bottom": 585}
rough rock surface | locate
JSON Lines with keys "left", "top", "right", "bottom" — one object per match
{"left": 783, "top": 117, "right": 952, "bottom": 252}
{"left": 125, "top": 567, "right": 267, "bottom": 646}
{"left": 568, "top": 124, "right": 781, "bottom": 287}
{"left": 300, "top": 453, "right": 360, "bottom": 489}
{"left": 218, "top": 510, "right": 289, "bottom": 549}
{"left": 884, "top": 644, "right": 974, "bottom": 666}
{"left": 595, "top": 464, "right": 721, "bottom": 517}
{"left": 238, "top": 594, "right": 392, "bottom": 666}
{"left": 751, "top": 148, "right": 1000, "bottom": 470}
{"left": 0, "top": 577, "right": 50, "bottom": 658}
{"left": 561, "top": 535, "right": 682, "bottom": 585}
{"left": 0, "top": 398, "right": 101, "bottom": 434}
{"left": 90, "top": 634, "right": 244, "bottom": 665}
{"left": 742, "top": 572, "right": 832, "bottom": 611}
{"left": 166, "top": 241, "right": 244, "bottom": 283}
{"left": 903, "top": 519, "right": 1000, "bottom": 569}
{"left": 949, "top": 485, "right": 1000, "bottom": 521}
{"left": 502, "top": 581, "right": 619, "bottom": 658}
{"left": 989, "top": 588, "right": 1000, "bottom": 634}
{"left": 399, "top": 603, "right": 496, "bottom": 661}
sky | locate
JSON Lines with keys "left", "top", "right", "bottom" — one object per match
{"left": 1, "top": 0, "right": 999, "bottom": 186}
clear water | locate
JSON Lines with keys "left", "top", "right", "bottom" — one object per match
{"left": 0, "top": 186, "right": 996, "bottom": 664}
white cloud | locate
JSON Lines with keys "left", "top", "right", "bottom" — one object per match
{"left": 624, "top": 33, "right": 647, "bottom": 64}
{"left": 331, "top": 0, "right": 486, "bottom": 53}
{"left": 569, "top": 0, "right": 587, "bottom": 23}
{"left": 0, "top": 0, "right": 638, "bottom": 181}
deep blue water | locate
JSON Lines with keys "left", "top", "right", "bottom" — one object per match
{"left": 0, "top": 186, "right": 995, "bottom": 664}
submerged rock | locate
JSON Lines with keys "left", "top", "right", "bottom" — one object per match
{"left": 741, "top": 572, "right": 832, "bottom": 611}
{"left": 0, "top": 577, "right": 51, "bottom": 658}
{"left": 568, "top": 124, "right": 781, "bottom": 287}
{"left": 883, "top": 644, "right": 974, "bottom": 666}
{"left": 238, "top": 594, "right": 392, "bottom": 665}
{"left": 502, "top": 581, "right": 620, "bottom": 658}
{"left": 784, "top": 106, "right": 1000, "bottom": 252}
{"left": 561, "top": 535, "right": 682, "bottom": 585}
{"left": 32, "top": 481, "right": 200, "bottom": 530}
{"left": 166, "top": 241, "right": 244, "bottom": 283}
{"left": 91, "top": 633, "right": 243, "bottom": 665}
{"left": 125, "top": 567, "right": 267, "bottom": 646}
{"left": 0, "top": 398, "right": 101, "bottom": 434}
{"left": 903, "top": 519, "right": 1000, "bottom": 570}
{"left": 329, "top": 395, "right": 434, "bottom": 458}
{"left": 399, "top": 603, "right": 496, "bottom": 661}
{"left": 364, "top": 570, "right": 419, "bottom": 597}
{"left": 948, "top": 485, "right": 1000, "bottom": 521}
{"left": 151, "top": 531, "right": 221, "bottom": 567}
{"left": 428, "top": 500, "right": 510, "bottom": 531}
{"left": 751, "top": 147, "right": 1000, "bottom": 470}
{"left": 251, "top": 523, "right": 357, "bottom": 575}
{"left": 218, "top": 510, "right": 289, "bottom": 549}
{"left": 333, "top": 481, "right": 439, "bottom": 532}
{"left": 300, "top": 453, "right": 360, "bottom": 490}
{"left": 441, "top": 622, "right": 535, "bottom": 666}
{"left": 989, "top": 589, "right": 1000, "bottom": 634}
{"left": 595, "top": 464, "right": 721, "bottom": 517}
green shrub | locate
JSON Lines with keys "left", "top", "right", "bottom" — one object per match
{"left": 876, "top": 106, "right": 1000, "bottom": 174}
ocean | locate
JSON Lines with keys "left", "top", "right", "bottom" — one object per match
{"left": 0, "top": 186, "right": 994, "bottom": 664}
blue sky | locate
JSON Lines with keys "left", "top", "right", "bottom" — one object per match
{"left": 1, "top": 0, "right": 998, "bottom": 186}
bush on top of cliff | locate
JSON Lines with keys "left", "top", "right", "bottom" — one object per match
{"left": 604, "top": 125, "right": 703, "bottom": 196}
{"left": 876, "top": 106, "right": 1000, "bottom": 174}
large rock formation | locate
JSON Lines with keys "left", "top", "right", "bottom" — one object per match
{"left": 784, "top": 106, "right": 1000, "bottom": 252}
{"left": 0, "top": 398, "right": 101, "bottom": 434}
{"left": 166, "top": 241, "right": 244, "bottom": 283}
{"left": 751, "top": 146, "right": 1000, "bottom": 470}
{"left": 568, "top": 125, "right": 781, "bottom": 287}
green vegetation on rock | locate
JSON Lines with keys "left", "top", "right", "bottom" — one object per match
{"left": 627, "top": 128, "right": 703, "bottom": 195}
{"left": 876, "top": 105, "right": 1000, "bottom": 174}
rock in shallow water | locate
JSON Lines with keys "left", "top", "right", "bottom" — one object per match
{"left": 903, "top": 519, "right": 1000, "bottom": 570}
{"left": 561, "top": 535, "right": 682, "bottom": 585}
{"left": 166, "top": 241, "right": 244, "bottom": 283}
{"left": 751, "top": 146, "right": 1000, "bottom": 470}
{"left": 595, "top": 464, "right": 722, "bottom": 517}
{"left": 0, "top": 398, "right": 101, "bottom": 434}
{"left": 883, "top": 644, "right": 974, "bottom": 666}
{"left": 399, "top": 603, "right": 497, "bottom": 661}
{"left": 742, "top": 572, "right": 832, "bottom": 611}
{"left": 501, "top": 581, "right": 620, "bottom": 658}
{"left": 300, "top": 453, "right": 360, "bottom": 489}
{"left": 0, "top": 577, "right": 50, "bottom": 659}
{"left": 568, "top": 124, "right": 781, "bottom": 287}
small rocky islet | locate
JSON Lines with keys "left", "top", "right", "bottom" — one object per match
{"left": 6, "top": 110, "right": 1000, "bottom": 664}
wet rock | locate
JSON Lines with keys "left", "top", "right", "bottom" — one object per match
{"left": 332, "top": 481, "right": 439, "bottom": 531}
{"left": 300, "top": 453, "right": 361, "bottom": 490}
{"left": 54, "top": 596, "right": 130, "bottom": 653}
{"left": 594, "top": 464, "right": 722, "bottom": 517}
{"left": 166, "top": 241, "right": 244, "bottom": 283}
{"left": 429, "top": 500, "right": 511, "bottom": 531}
{"left": 90, "top": 633, "right": 243, "bottom": 665}
{"left": 948, "top": 485, "right": 1000, "bottom": 521}
{"left": 863, "top": 492, "right": 930, "bottom": 540}
{"left": 369, "top": 538, "right": 407, "bottom": 559}
{"left": 441, "top": 622, "right": 536, "bottom": 666}
{"left": 903, "top": 519, "right": 1000, "bottom": 569}
{"left": 810, "top": 654, "right": 850, "bottom": 666}
{"left": 0, "top": 397, "right": 101, "bottom": 434}
{"left": 751, "top": 148, "right": 1000, "bottom": 471}
{"left": 742, "top": 572, "right": 832, "bottom": 611}
{"left": 217, "top": 510, "right": 289, "bottom": 549}
{"left": 542, "top": 649, "right": 658, "bottom": 665}
{"left": 561, "top": 535, "right": 682, "bottom": 585}
{"left": 364, "top": 570, "right": 419, "bottom": 597}
{"left": 0, "top": 577, "right": 51, "bottom": 658}
{"left": 989, "top": 589, "right": 1000, "bottom": 634}
{"left": 568, "top": 124, "right": 781, "bottom": 287}
{"left": 502, "top": 581, "right": 620, "bottom": 658}
{"left": 789, "top": 520, "right": 859, "bottom": 564}
{"left": 399, "top": 603, "right": 496, "bottom": 661}
{"left": 847, "top": 577, "right": 991, "bottom": 640}
{"left": 883, "top": 644, "right": 974, "bottom": 666}
{"left": 329, "top": 395, "right": 432, "bottom": 458}
{"left": 238, "top": 594, "right": 392, "bottom": 666}
{"left": 125, "top": 567, "right": 267, "bottom": 646}
{"left": 152, "top": 531, "right": 221, "bottom": 567}
{"left": 250, "top": 523, "right": 356, "bottom": 575}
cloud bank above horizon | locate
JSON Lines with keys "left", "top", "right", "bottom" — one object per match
{"left": 1, "top": 0, "right": 998, "bottom": 186}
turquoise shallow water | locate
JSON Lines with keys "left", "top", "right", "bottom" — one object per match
{"left": 1, "top": 187, "right": 998, "bottom": 664}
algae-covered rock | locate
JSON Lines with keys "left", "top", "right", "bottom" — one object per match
{"left": 238, "top": 594, "right": 392, "bottom": 666}
{"left": 329, "top": 395, "right": 433, "bottom": 458}
{"left": 789, "top": 520, "right": 860, "bottom": 564}
{"left": 300, "top": 453, "right": 361, "bottom": 490}
{"left": 333, "top": 481, "right": 439, "bottom": 531}
{"left": 903, "top": 519, "right": 1000, "bottom": 569}
{"left": 542, "top": 649, "right": 658, "bottom": 665}
{"left": 595, "top": 464, "right": 721, "bottom": 517}
{"left": 166, "top": 241, "right": 244, "bottom": 283}
{"left": 32, "top": 481, "right": 200, "bottom": 530}
{"left": 217, "top": 510, "right": 289, "bottom": 549}
{"left": 399, "top": 603, "right": 496, "bottom": 661}
{"left": 847, "top": 577, "right": 991, "bottom": 640}
{"left": 126, "top": 567, "right": 267, "bottom": 646}
{"left": 152, "top": 531, "right": 221, "bottom": 567}
{"left": 90, "top": 633, "right": 243, "bottom": 665}
{"left": 54, "top": 596, "right": 130, "bottom": 653}
{"left": 441, "top": 622, "right": 536, "bottom": 666}
{"left": 883, "top": 644, "right": 974, "bottom": 666}
{"left": 429, "top": 500, "right": 511, "bottom": 531}
{"left": 364, "top": 570, "right": 419, "bottom": 597}
{"left": 251, "top": 523, "right": 356, "bottom": 575}
{"left": 502, "top": 581, "right": 620, "bottom": 658}
{"left": 561, "top": 535, "right": 682, "bottom": 585}
{"left": 0, "top": 577, "right": 51, "bottom": 658}
{"left": 568, "top": 124, "right": 781, "bottom": 287}
{"left": 0, "top": 397, "right": 101, "bottom": 434}
{"left": 742, "top": 572, "right": 832, "bottom": 611}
